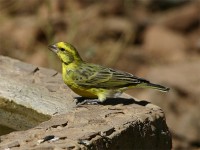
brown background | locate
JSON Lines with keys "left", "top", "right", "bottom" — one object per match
{"left": 0, "top": 0, "right": 200, "bottom": 149}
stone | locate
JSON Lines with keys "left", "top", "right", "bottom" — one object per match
{"left": 0, "top": 56, "right": 172, "bottom": 149}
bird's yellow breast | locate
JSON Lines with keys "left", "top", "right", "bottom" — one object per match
{"left": 70, "top": 86, "right": 98, "bottom": 98}
{"left": 62, "top": 63, "right": 99, "bottom": 98}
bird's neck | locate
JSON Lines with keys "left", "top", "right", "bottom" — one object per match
{"left": 61, "top": 60, "right": 82, "bottom": 83}
{"left": 62, "top": 59, "right": 83, "bottom": 70}
{"left": 60, "top": 54, "right": 83, "bottom": 66}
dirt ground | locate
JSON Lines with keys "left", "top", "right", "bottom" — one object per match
{"left": 0, "top": 0, "right": 200, "bottom": 149}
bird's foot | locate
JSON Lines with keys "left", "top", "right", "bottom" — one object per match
{"left": 76, "top": 98, "right": 102, "bottom": 107}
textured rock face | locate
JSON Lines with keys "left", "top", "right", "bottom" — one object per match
{"left": 0, "top": 104, "right": 171, "bottom": 150}
{"left": 0, "top": 56, "right": 77, "bottom": 115}
{"left": 0, "top": 56, "right": 76, "bottom": 132}
{"left": 0, "top": 56, "right": 172, "bottom": 149}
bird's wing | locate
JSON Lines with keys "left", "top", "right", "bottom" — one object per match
{"left": 71, "top": 63, "right": 148, "bottom": 89}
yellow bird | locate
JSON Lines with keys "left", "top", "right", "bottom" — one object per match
{"left": 49, "top": 42, "right": 169, "bottom": 104}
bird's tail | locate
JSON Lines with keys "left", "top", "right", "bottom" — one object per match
{"left": 135, "top": 82, "right": 170, "bottom": 92}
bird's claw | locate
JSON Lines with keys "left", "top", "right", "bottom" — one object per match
{"left": 76, "top": 99, "right": 102, "bottom": 106}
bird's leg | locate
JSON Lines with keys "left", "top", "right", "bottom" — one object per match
{"left": 79, "top": 99, "right": 101, "bottom": 105}
{"left": 75, "top": 97, "right": 102, "bottom": 106}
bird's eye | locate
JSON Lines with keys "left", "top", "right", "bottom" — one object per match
{"left": 60, "top": 48, "right": 65, "bottom": 51}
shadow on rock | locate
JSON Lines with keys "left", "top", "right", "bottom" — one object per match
{"left": 75, "top": 97, "right": 150, "bottom": 106}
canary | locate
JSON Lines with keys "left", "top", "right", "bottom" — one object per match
{"left": 48, "top": 42, "right": 169, "bottom": 103}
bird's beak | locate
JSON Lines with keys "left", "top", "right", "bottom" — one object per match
{"left": 48, "top": 44, "right": 58, "bottom": 53}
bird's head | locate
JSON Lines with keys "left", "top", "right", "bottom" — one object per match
{"left": 48, "top": 42, "right": 82, "bottom": 65}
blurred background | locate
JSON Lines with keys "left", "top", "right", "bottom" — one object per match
{"left": 0, "top": 0, "right": 200, "bottom": 149}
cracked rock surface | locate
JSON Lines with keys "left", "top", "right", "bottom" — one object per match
{"left": 0, "top": 56, "right": 172, "bottom": 149}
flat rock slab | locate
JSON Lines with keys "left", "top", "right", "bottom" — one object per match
{"left": 0, "top": 56, "right": 77, "bottom": 116}
{"left": 0, "top": 56, "right": 172, "bottom": 149}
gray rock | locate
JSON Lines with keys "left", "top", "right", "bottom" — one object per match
{"left": 0, "top": 56, "right": 172, "bottom": 149}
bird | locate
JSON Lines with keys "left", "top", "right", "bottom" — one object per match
{"left": 48, "top": 42, "right": 169, "bottom": 104}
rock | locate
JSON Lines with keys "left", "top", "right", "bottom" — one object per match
{"left": 0, "top": 56, "right": 76, "bottom": 115}
{"left": 0, "top": 104, "right": 171, "bottom": 149}
{"left": 143, "top": 25, "right": 187, "bottom": 63}
{"left": 0, "top": 56, "right": 75, "bottom": 132}
{"left": 0, "top": 56, "right": 172, "bottom": 149}
{"left": 137, "top": 61, "right": 200, "bottom": 148}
